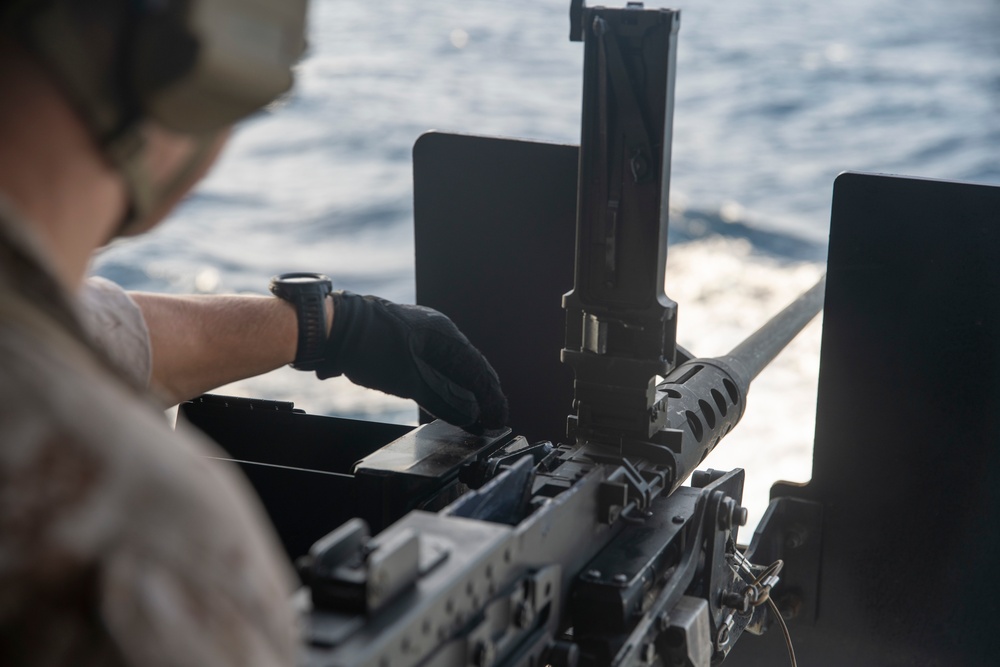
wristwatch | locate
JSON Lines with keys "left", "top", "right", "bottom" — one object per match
{"left": 269, "top": 272, "right": 333, "bottom": 371}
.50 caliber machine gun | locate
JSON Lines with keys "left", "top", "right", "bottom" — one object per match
{"left": 291, "top": 3, "right": 822, "bottom": 666}
{"left": 294, "top": 284, "right": 822, "bottom": 667}
{"left": 184, "top": 2, "right": 825, "bottom": 665}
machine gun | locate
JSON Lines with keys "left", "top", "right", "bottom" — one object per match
{"left": 177, "top": 0, "right": 823, "bottom": 664}
{"left": 296, "top": 281, "right": 821, "bottom": 667}
{"left": 287, "top": 3, "right": 823, "bottom": 666}
{"left": 179, "top": 1, "right": 1000, "bottom": 664}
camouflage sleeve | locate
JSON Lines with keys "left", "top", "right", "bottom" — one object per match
{"left": 76, "top": 276, "right": 152, "bottom": 389}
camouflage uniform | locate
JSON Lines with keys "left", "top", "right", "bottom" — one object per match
{"left": 0, "top": 198, "right": 300, "bottom": 665}
{"left": 77, "top": 276, "right": 152, "bottom": 390}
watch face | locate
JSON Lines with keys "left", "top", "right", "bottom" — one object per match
{"left": 274, "top": 272, "right": 331, "bottom": 286}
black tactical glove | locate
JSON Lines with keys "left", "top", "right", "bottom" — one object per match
{"left": 315, "top": 291, "right": 508, "bottom": 432}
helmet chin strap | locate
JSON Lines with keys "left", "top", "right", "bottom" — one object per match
{"left": 106, "top": 128, "right": 222, "bottom": 238}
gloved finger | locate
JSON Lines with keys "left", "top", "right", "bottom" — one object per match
{"left": 412, "top": 356, "right": 481, "bottom": 426}
{"left": 414, "top": 331, "right": 508, "bottom": 431}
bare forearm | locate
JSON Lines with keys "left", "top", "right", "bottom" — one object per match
{"left": 129, "top": 292, "right": 299, "bottom": 405}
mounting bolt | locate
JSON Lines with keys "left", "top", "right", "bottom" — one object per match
{"left": 586, "top": 569, "right": 602, "bottom": 580}
{"left": 734, "top": 505, "right": 749, "bottom": 527}
{"left": 613, "top": 573, "right": 628, "bottom": 585}
{"left": 656, "top": 612, "right": 671, "bottom": 632}
{"left": 718, "top": 497, "right": 748, "bottom": 530}
{"left": 671, "top": 515, "right": 685, "bottom": 525}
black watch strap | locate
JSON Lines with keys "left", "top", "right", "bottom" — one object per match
{"left": 269, "top": 272, "right": 333, "bottom": 371}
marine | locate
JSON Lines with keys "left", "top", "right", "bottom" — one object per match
{"left": 0, "top": 1, "right": 506, "bottom": 664}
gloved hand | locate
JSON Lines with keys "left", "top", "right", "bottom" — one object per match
{"left": 315, "top": 291, "right": 508, "bottom": 432}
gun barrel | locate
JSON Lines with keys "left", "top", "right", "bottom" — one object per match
{"left": 720, "top": 275, "right": 826, "bottom": 382}
{"left": 658, "top": 277, "right": 826, "bottom": 491}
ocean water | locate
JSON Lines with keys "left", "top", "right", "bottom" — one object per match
{"left": 92, "top": 0, "right": 1000, "bottom": 529}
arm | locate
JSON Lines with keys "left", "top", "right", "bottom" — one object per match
{"left": 127, "top": 289, "right": 507, "bottom": 431}
{"left": 129, "top": 292, "right": 322, "bottom": 406}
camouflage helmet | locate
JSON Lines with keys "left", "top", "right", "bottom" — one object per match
{"left": 3, "top": 0, "right": 308, "bottom": 232}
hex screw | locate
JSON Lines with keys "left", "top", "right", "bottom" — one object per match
{"left": 613, "top": 573, "right": 628, "bottom": 585}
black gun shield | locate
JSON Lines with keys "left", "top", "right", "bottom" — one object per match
{"left": 730, "top": 172, "right": 1000, "bottom": 666}
{"left": 413, "top": 132, "right": 578, "bottom": 445}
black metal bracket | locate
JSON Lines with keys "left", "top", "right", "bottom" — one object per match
{"left": 742, "top": 497, "right": 824, "bottom": 628}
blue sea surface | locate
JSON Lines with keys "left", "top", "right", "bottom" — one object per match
{"left": 91, "top": 0, "right": 1000, "bottom": 524}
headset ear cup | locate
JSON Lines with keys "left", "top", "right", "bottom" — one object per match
{"left": 23, "top": 0, "right": 306, "bottom": 134}
{"left": 130, "top": 3, "right": 199, "bottom": 128}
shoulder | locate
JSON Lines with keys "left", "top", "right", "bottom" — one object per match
{"left": 0, "top": 311, "right": 298, "bottom": 667}
{"left": 77, "top": 276, "right": 152, "bottom": 388}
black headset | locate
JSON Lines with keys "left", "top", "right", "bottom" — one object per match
{"left": 4, "top": 0, "right": 308, "bottom": 231}
{"left": 8, "top": 0, "right": 308, "bottom": 138}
